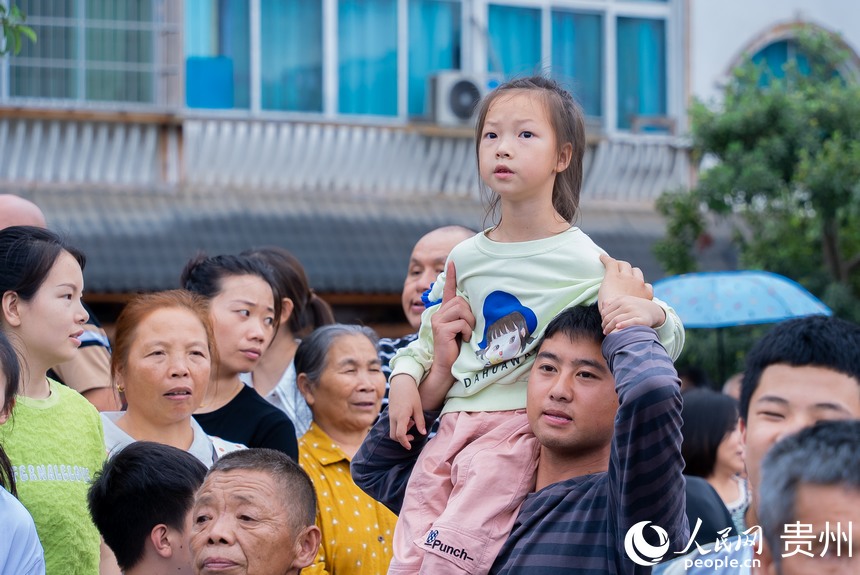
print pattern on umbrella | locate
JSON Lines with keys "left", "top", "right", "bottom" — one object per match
{"left": 653, "top": 270, "right": 831, "bottom": 329}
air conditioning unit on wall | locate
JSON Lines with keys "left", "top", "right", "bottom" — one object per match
{"left": 429, "top": 72, "right": 503, "bottom": 127}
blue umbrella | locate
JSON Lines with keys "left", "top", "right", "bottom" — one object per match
{"left": 653, "top": 270, "right": 832, "bottom": 329}
{"left": 653, "top": 270, "right": 832, "bottom": 382}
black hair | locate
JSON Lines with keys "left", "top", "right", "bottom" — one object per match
{"left": 680, "top": 389, "right": 740, "bottom": 478}
{"left": 676, "top": 365, "right": 712, "bottom": 391}
{"left": 538, "top": 304, "right": 604, "bottom": 350}
{"left": 740, "top": 315, "right": 860, "bottom": 420}
{"left": 208, "top": 448, "right": 317, "bottom": 530}
{"left": 87, "top": 441, "right": 207, "bottom": 571}
{"left": 241, "top": 246, "right": 335, "bottom": 337}
{"left": 180, "top": 252, "right": 282, "bottom": 326}
{"left": 0, "top": 330, "right": 21, "bottom": 497}
{"left": 0, "top": 225, "right": 86, "bottom": 308}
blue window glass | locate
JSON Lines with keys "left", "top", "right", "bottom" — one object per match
{"left": 488, "top": 5, "right": 541, "bottom": 77}
{"left": 551, "top": 10, "right": 603, "bottom": 119}
{"left": 185, "top": 0, "right": 250, "bottom": 109}
{"left": 261, "top": 0, "right": 323, "bottom": 112}
{"left": 752, "top": 40, "right": 812, "bottom": 86}
{"left": 616, "top": 17, "right": 666, "bottom": 130}
{"left": 339, "top": 0, "right": 398, "bottom": 116}
{"left": 408, "top": 0, "right": 461, "bottom": 117}
{"left": 10, "top": 1, "right": 158, "bottom": 104}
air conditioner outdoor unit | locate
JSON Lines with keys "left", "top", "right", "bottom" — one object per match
{"left": 429, "top": 72, "right": 503, "bottom": 127}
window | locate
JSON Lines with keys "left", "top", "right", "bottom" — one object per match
{"left": 551, "top": 10, "right": 602, "bottom": 119}
{"left": 339, "top": 0, "right": 398, "bottom": 116}
{"left": 751, "top": 40, "right": 811, "bottom": 85}
{"left": 10, "top": 1, "right": 165, "bottom": 104}
{"left": 185, "top": 0, "right": 250, "bottom": 109}
{"left": 408, "top": 0, "right": 461, "bottom": 117}
{"left": 260, "top": 0, "right": 323, "bottom": 112}
{"left": 616, "top": 17, "right": 666, "bottom": 130}
{"left": 487, "top": 4, "right": 541, "bottom": 76}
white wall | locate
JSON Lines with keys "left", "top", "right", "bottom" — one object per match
{"left": 688, "top": 0, "right": 860, "bottom": 105}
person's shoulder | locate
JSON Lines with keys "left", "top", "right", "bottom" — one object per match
{"left": 49, "top": 379, "right": 100, "bottom": 416}
{"left": 562, "top": 227, "right": 607, "bottom": 256}
{"left": 379, "top": 333, "right": 418, "bottom": 352}
{"left": 210, "top": 435, "right": 246, "bottom": 458}
{"left": 240, "top": 385, "right": 296, "bottom": 429}
{"left": 654, "top": 537, "right": 752, "bottom": 575}
{"left": 0, "top": 487, "right": 44, "bottom": 568}
{"left": 240, "top": 384, "right": 285, "bottom": 412}
{"left": 450, "top": 232, "right": 481, "bottom": 257}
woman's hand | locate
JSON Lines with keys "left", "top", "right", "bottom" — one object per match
{"left": 598, "top": 254, "right": 665, "bottom": 334}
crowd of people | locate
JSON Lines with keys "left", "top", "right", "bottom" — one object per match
{"left": 1, "top": 74, "right": 859, "bottom": 575}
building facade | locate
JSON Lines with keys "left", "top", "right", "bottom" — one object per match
{"left": 9, "top": 0, "right": 851, "bottom": 325}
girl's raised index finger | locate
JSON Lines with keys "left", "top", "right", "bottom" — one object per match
{"left": 442, "top": 261, "right": 457, "bottom": 304}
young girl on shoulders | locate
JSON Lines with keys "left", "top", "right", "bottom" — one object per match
{"left": 384, "top": 76, "right": 685, "bottom": 574}
{"left": 0, "top": 226, "right": 106, "bottom": 575}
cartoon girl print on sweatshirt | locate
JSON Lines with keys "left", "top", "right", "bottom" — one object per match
{"left": 475, "top": 291, "right": 537, "bottom": 367}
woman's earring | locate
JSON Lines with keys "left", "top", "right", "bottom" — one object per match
{"left": 117, "top": 384, "right": 125, "bottom": 393}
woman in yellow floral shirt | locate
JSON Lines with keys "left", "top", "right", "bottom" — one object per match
{"left": 296, "top": 324, "right": 397, "bottom": 574}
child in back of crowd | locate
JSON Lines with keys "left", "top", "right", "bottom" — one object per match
{"left": 384, "top": 76, "right": 685, "bottom": 574}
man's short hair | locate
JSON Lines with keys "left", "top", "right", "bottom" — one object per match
{"left": 740, "top": 315, "right": 860, "bottom": 420}
{"left": 88, "top": 442, "right": 207, "bottom": 571}
{"left": 538, "top": 303, "right": 604, "bottom": 350}
{"left": 758, "top": 420, "right": 860, "bottom": 569}
{"left": 680, "top": 389, "right": 739, "bottom": 478}
{"left": 208, "top": 448, "right": 317, "bottom": 529}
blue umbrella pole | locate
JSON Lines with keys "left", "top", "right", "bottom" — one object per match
{"left": 716, "top": 329, "right": 726, "bottom": 387}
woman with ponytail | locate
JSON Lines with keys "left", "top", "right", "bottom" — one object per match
{"left": 240, "top": 246, "right": 335, "bottom": 436}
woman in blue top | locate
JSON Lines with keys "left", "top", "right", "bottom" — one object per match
{"left": 0, "top": 329, "right": 45, "bottom": 575}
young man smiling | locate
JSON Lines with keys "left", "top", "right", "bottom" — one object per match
{"left": 657, "top": 315, "right": 860, "bottom": 574}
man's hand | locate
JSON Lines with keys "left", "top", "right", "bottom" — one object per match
{"left": 431, "top": 261, "right": 473, "bottom": 373}
{"left": 419, "top": 261, "right": 475, "bottom": 411}
{"left": 598, "top": 254, "right": 665, "bottom": 334}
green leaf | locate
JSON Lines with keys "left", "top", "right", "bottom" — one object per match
{"left": 19, "top": 25, "right": 36, "bottom": 43}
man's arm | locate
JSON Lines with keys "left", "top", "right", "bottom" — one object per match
{"left": 605, "top": 326, "right": 689, "bottom": 558}
{"left": 351, "top": 408, "right": 440, "bottom": 515}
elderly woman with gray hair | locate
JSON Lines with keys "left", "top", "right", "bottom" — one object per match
{"left": 296, "top": 324, "right": 397, "bottom": 575}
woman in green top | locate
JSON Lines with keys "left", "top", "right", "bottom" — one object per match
{"left": 0, "top": 226, "right": 107, "bottom": 575}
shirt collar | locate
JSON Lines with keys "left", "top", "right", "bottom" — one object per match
{"left": 302, "top": 422, "right": 350, "bottom": 465}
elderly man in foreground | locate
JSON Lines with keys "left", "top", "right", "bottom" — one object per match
{"left": 190, "top": 448, "right": 321, "bottom": 575}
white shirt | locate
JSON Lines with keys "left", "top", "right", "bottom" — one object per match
{"left": 0, "top": 486, "right": 45, "bottom": 575}
{"left": 100, "top": 412, "right": 244, "bottom": 468}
